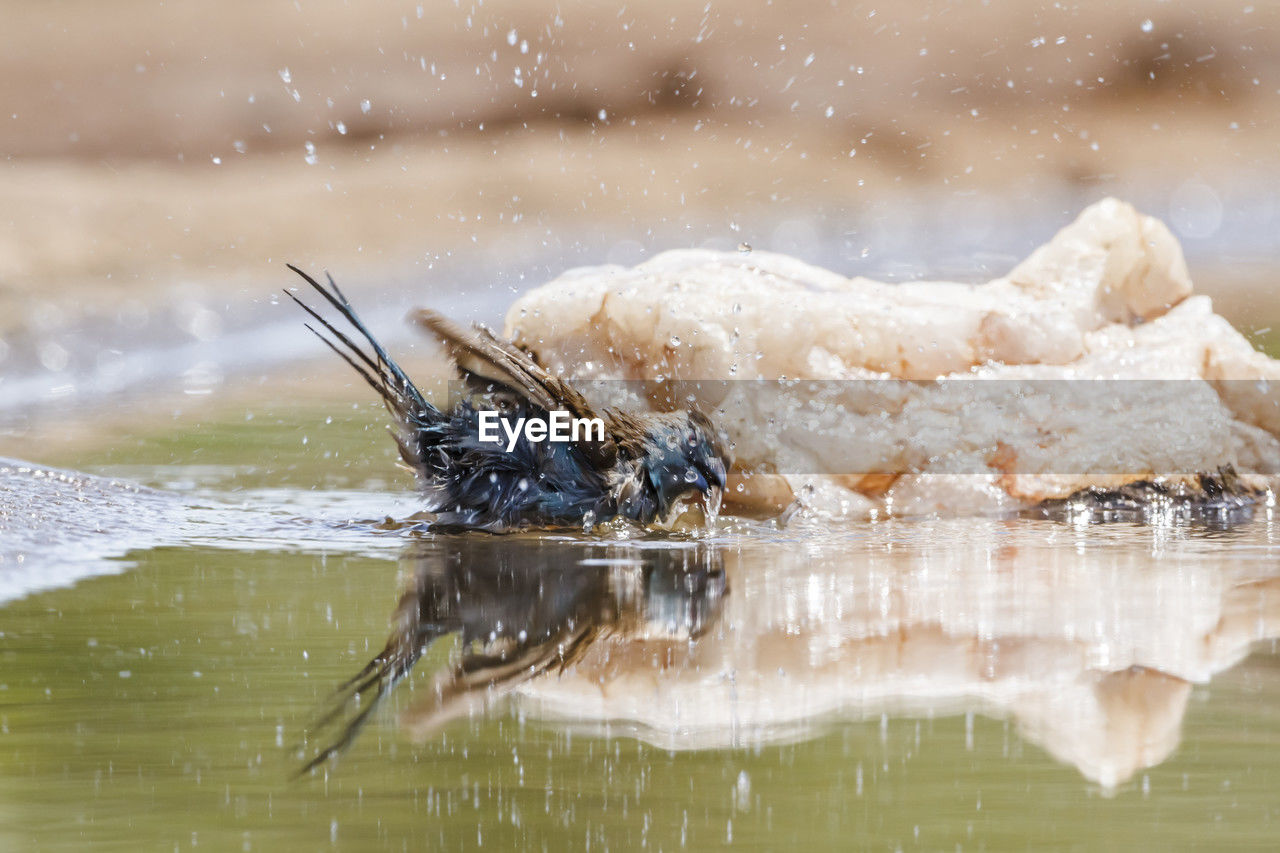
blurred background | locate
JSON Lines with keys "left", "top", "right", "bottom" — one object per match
{"left": 2, "top": 0, "right": 1278, "bottom": 448}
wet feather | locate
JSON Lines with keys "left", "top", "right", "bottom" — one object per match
{"left": 287, "top": 265, "right": 730, "bottom": 532}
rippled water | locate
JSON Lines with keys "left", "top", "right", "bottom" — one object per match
{"left": 3, "top": 406, "right": 1280, "bottom": 849}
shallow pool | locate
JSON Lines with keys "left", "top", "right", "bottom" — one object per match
{"left": 3, "top": 402, "right": 1280, "bottom": 850}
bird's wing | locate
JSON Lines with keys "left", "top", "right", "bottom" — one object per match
{"left": 414, "top": 309, "right": 618, "bottom": 466}
{"left": 400, "top": 622, "right": 602, "bottom": 743}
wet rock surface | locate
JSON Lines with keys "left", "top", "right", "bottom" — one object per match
{"left": 508, "top": 199, "right": 1280, "bottom": 517}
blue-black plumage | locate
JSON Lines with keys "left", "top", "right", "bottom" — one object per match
{"left": 285, "top": 265, "right": 729, "bottom": 531}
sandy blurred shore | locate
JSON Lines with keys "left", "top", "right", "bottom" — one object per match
{"left": 3, "top": 1, "right": 1278, "bottom": 288}
{"left": 8, "top": 1, "right": 1278, "bottom": 156}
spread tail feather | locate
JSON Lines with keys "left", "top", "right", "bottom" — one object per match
{"left": 285, "top": 264, "right": 437, "bottom": 469}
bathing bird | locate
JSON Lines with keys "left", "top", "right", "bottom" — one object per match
{"left": 285, "top": 265, "right": 728, "bottom": 531}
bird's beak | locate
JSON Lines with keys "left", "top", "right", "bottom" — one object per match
{"left": 709, "top": 458, "right": 727, "bottom": 491}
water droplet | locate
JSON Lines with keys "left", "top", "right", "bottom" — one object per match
{"left": 734, "top": 771, "right": 752, "bottom": 810}
{"left": 1141, "top": 18, "right": 1154, "bottom": 33}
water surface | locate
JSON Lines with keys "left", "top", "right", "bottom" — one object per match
{"left": 3, "top": 406, "right": 1280, "bottom": 850}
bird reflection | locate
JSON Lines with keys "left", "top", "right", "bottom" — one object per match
{"left": 299, "top": 535, "right": 726, "bottom": 773}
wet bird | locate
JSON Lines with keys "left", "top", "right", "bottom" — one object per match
{"left": 285, "top": 265, "right": 729, "bottom": 531}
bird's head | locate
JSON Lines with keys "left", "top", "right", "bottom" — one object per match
{"left": 617, "top": 409, "right": 730, "bottom": 527}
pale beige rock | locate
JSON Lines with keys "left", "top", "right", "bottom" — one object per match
{"left": 506, "top": 199, "right": 1278, "bottom": 517}
{"left": 1006, "top": 196, "right": 1193, "bottom": 323}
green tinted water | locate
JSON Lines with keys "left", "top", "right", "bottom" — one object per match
{"left": 3, "top": 406, "right": 1280, "bottom": 850}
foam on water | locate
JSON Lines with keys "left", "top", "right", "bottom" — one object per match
{"left": 0, "top": 459, "right": 421, "bottom": 604}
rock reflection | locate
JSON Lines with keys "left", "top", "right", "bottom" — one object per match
{"left": 300, "top": 534, "right": 725, "bottom": 773}
{"left": 307, "top": 516, "right": 1280, "bottom": 790}
{"left": 514, "top": 517, "right": 1280, "bottom": 790}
